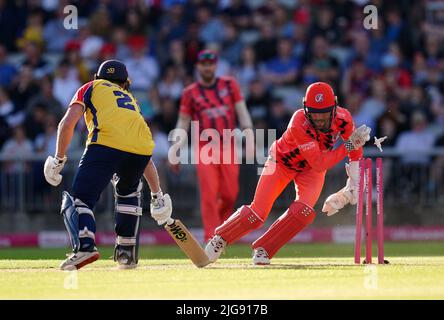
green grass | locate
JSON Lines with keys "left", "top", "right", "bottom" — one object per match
{"left": 1, "top": 242, "right": 444, "bottom": 299}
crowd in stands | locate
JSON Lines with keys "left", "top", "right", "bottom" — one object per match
{"left": 0, "top": 0, "right": 443, "bottom": 200}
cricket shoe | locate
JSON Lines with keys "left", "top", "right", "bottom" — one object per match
{"left": 252, "top": 247, "right": 270, "bottom": 265}
{"left": 114, "top": 247, "right": 138, "bottom": 270}
{"left": 205, "top": 235, "right": 226, "bottom": 263}
{"left": 60, "top": 249, "right": 100, "bottom": 271}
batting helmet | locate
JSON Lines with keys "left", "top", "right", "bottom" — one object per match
{"left": 95, "top": 59, "right": 129, "bottom": 83}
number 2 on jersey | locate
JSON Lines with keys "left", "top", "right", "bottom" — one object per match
{"left": 113, "top": 91, "right": 136, "bottom": 111}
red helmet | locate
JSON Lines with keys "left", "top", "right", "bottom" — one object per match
{"left": 303, "top": 82, "right": 338, "bottom": 132}
{"left": 303, "top": 82, "right": 336, "bottom": 112}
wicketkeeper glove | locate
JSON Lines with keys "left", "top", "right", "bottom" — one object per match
{"left": 345, "top": 125, "right": 371, "bottom": 152}
{"left": 322, "top": 161, "right": 360, "bottom": 216}
{"left": 44, "top": 155, "right": 67, "bottom": 186}
{"left": 150, "top": 191, "right": 172, "bottom": 225}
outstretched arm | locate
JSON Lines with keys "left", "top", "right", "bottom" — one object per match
{"left": 143, "top": 159, "right": 173, "bottom": 225}
{"left": 143, "top": 159, "right": 161, "bottom": 194}
{"left": 44, "top": 103, "right": 83, "bottom": 186}
{"left": 55, "top": 103, "right": 84, "bottom": 159}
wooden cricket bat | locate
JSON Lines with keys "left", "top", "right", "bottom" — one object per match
{"left": 164, "top": 218, "right": 210, "bottom": 268}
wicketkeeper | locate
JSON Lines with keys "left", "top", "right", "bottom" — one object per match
{"left": 44, "top": 60, "right": 172, "bottom": 270}
{"left": 205, "top": 82, "right": 371, "bottom": 265}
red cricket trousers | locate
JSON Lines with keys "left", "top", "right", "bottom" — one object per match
{"left": 196, "top": 141, "right": 239, "bottom": 242}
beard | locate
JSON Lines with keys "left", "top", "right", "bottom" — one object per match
{"left": 200, "top": 72, "right": 215, "bottom": 84}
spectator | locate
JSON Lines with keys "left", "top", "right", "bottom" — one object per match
{"left": 125, "top": 8, "right": 146, "bottom": 36}
{"left": 23, "top": 103, "right": 47, "bottom": 142}
{"left": 158, "top": 65, "right": 184, "bottom": 101}
{"left": 395, "top": 111, "right": 436, "bottom": 166}
{"left": 235, "top": 46, "right": 259, "bottom": 93}
{"left": 261, "top": 38, "right": 299, "bottom": 87}
{"left": 9, "top": 65, "right": 40, "bottom": 112}
{"left": 52, "top": 59, "right": 81, "bottom": 108}
{"left": 254, "top": 21, "right": 277, "bottom": 63}
{"left": 0, "top": 87, "right": 22, "bottom": 148}
{"left": 291, "top": 24, "right": 309, "bottom": 60}
{"left": 158, "top": 3, "right": 187, "bottom": 44}
{"left": 123, "top": 35, "right": 159, "bottom": 91}
{"left": 222, "top": 0, "right": 251, "bottom": 30}
{"left": 165, "top": 39, "right": 188, "bottom": 79}
{"left": 358, "top": 79, "right": 388, "bottom": 132}
{"left": 246, "top": 80, "right": 272, "bottom": 125}
{"left": 20, "top": 41, "right": 52, "bottom": 79}
{"left": 0, "top": 0, "right": 20, "bottom": 50}
{"left": 26, "top": 75, "right": 64, "bottom": 119}
{"left": 43, "top": 5, "right": 77, "bottom": 52}
{"left": 16, "top": 8, "right": 45, "bottom": 52}
{"left": 0, "top": 126, "right": 33, "bottom": 174}
{"left": 267, "top": 97, "right": 292, "bottom": 137}
{"left": 273, "top": 5, "right": 295, "bottom": 38}
{"left": 112, "top": 27, "right": 131, "bottom": 61}
{"left": 0, "top": 45, "right": 17, "bottom": 87}
{"left": 221, "top": 22, "right": 243, "bottom": 66}
{"left": 152, "top": 97, "right": 178, "bottom": 135}
{"left": 196, "top": 5, "right": 225, "bottom": 45}
{"left": 78, "top": 23, "right": 104, "bottom": 67}
{"left": 341, "top": 56, "right": 372, "bottom": 98}
{"left": 381, "top": 43, "right": 412, "bottom": 99}
{"left": 64, "top": 40, "right": 91, "bottom": 83}
{"left": 34, "top": 114, "right": 58, "bottom": 156}
{"left": 99, "top": 43, "right": 117, "bottom": 62}
{"left": 303, "top": 36, "right": 340, "bottom": 87}
{"left": 395, "top": 111, "right": 436, "bottom": 199}
{"left": 309, "top": 5, "right": 340, "bottom": 44}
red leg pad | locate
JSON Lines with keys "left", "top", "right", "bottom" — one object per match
{"left": 252, "top": 201, "right": 316, "bottom": 258}
{"left": 215, "top": 205, "right": 264, "bottom": 244}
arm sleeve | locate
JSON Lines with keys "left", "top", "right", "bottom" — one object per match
{"left": 290, "top": 127, "right": 348, "bottom": 172}
{"left": 179, "top": 88, "right": 193, "bottom": 117}
{"left": 339, "top": 109, "right": 363, "bottom": 162}
{"left": 69, "top": 81, "right": 93, "bottom": 112}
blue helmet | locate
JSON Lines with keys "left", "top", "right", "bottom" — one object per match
{"left": 95, "top": 59, "right": 128, "bottom": 83}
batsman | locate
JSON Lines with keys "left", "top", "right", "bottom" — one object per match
{"left": 205, "top": 82, "right": 371, "bottom": 265}
{"left": 44, "top": 60, "right": 172, "bottom": 270}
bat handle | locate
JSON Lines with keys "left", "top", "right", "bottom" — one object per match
{"left": 166, "top": 218, "right": 175, "bottom": 225}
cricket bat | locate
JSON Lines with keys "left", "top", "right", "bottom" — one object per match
{"left": 164, "top": 218, "right": 210, "bottom": 268}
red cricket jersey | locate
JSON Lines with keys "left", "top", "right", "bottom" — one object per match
{"left": 270, "top": 106, "right": 363, "bottom": 172}
{"left": 179, "top": 76, "right": 243, "bottom": 136}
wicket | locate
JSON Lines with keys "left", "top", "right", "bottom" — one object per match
{"left": 354, "top": 157, "right": 389, "bottom": 264}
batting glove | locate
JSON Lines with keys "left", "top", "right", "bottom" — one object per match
{"left": 150, "top": 191, "right": 172, "bottom": 225}
{"left": 44, "top": 155, "right": 67, "bottom": 186}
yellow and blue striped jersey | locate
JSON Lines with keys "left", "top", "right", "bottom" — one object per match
{"left": 70, "top": 79, "right": 154, "bottom": 156}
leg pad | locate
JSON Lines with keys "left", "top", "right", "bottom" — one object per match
{"left": 215, "top": 205, "right": 264, "bottom": 244}
{"left": 252, "top": 201, "right": 316, "bottom": 258}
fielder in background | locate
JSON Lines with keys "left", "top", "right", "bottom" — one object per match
{"left": 44, "top": 60, "right": 172, "bottom": 270}
{"left": 171, "top": 50, "right": 253, "bottom": 242}
{"left": 205, "top": 82, "right": 371, "bottom": 265}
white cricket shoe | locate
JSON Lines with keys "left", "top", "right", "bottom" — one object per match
{"left": 253, "top": 247, "right": 270, "bottom": 265}
{"left": 60, "top": 250, "right": 100, "bottom": 271}
{"left": 205, "top": 235, "right": 226, "bottom": 263}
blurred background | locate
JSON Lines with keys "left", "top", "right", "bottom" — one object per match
{"left": 0, "top": 0, "right": 443, "bottom": 246}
